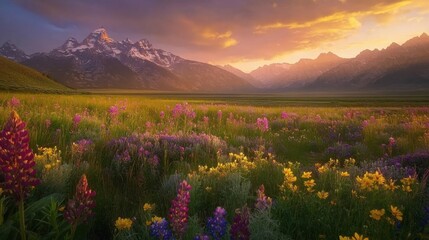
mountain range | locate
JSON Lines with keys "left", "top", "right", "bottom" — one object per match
{"left": 1, "top": 29, "right": 429, "bottom": 92}
{"left": 0, "top": 28, "right": 253, "bottom": 92}
{"left": 240, "top": 33, "right": 429, "bottom": 91}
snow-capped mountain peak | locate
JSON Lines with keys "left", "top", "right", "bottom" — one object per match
{"left": 0, "top": 41, "right": 29, "bottom": 61}
{"left": 136, "top": 39, "right": 152, "bottom": 49}
{"left": 45, "top": 28, "right": 184, "bottom": 69}
{"left": 121, "top": 38, "right": 133, "bottom": 45}
{"left": 86, "top": 27, "right": 114, "bottom": 43}
{"left": 2, "top": 41, "right": 17, "bottom": 50}
{"left": 62, "top": 37, "right": 79, "bottom": 50}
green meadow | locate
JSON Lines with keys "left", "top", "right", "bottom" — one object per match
{"left": 0, "top": 92, "right": 428, "bottom": 239}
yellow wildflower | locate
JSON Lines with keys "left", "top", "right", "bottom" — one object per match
{"left": 58, "top": 206, "right": 65, "bottom": 212}
{"left": 356, "top": 175, "right": 373, "bottom": 191}
{"left": 390, "top": 205, "right": 403, "bottom": 221}
{"left": 383, "top": 179, "right": 398, "bottom": 191}
{"left": 115, "top": 217, "right": 133, "bottom": 230}
{"left": 372, "top": 171, "right": 385, "bottom": 185}
{"left": 344, "top": 158, "right": 356, "bottom": 167}
{"left": 301, "top": 171, "right": 312, "bottom": 179}
{"left": 146, "top": 216, "right": 163, "bottom": 226}
{"left": 317, "top": 191, "right": 329, "bottom": 199}
{"left": 369, "top": 209, "right": 385, "bottom": 220}
{"left": 304, "top": 179, "right": 316, "bottom": 188}
{"left": 44, "top": 164, "right": 52, "bottom": 170}
{"left": 290, "top": 184, "right": 299, "bottom": 192}
{"left": 402, "top": 185, "right": 412, "bottom": 192}
{"left": 143, "top": 203, "right": 154, "bottom": 212}
{"left": 400, "top": 176, "right": 415, "bottom": 186}
{"left": 386, "top": 217, "right": 395, "bottom": 225}
{"left": 351, "top": 233, "right": 368, "bottom": 240}
{"left": 339, "top": 236, "right": 351, "bottom": 240}
{"left": 340, "top": 171, "right": 350, "bottom": 177}
{"left": 318, "top": 166, "right": 327, "bottom": 173}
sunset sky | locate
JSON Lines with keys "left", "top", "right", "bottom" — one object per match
{"left": 1, "top": 0, "right": 428, "bottom": 72}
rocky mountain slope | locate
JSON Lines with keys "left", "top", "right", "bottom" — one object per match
{"left": 1, "top": 28, "right": 254, "bottom": 92}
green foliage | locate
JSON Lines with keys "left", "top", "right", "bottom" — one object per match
{"left": 0, "top": 93, "right": 428, "bottom": 239}
{"left": 249, "top": 209, "right": 289, "bottom": 240}
{"left": 0, "top": 56, "right": 72, "bottom": 93}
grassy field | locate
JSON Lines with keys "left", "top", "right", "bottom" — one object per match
{"left": 0, "top": 92, "right": 428, "bottom": 239}
{"left": 0, "top": 57, "right": 73, "bottom": 93}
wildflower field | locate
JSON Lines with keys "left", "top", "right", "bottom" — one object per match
{"left": 0, "top": 92, "right": 429, "bottom": 240}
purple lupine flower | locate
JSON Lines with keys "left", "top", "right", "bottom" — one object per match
{"left": 160, "top": 111, "right": 165, "bottom": 119}
{"left": 146, "top": 121, "right": 154, "bottom": 130}
{"left": 115, "top": 150, "right": 131, "bottom": 163}
{"left": 73, "top": 114, "right": 82, "bottom": 128}
{"left": 169, "top": 180, "right": 191, "bottom": 238}
{"left": 194, "top": 234, "right": 210, "bottom": 240}
{"left": 217, "top": 110, "right": 222, "bottom": 121}
{"left": 8, "top": 97, "right": 20, "bottom": 108}
{"left": 256, "top": 117, "right": 269, "bottom": 132}
{"left": 203, "top": 116, "right": 209, "bottom": 125}
{"left": 255, "top": 185, "right": 272, "bottom": 211}
{"left": 172, "top": 104, "right": 184, "bottom": 118}
{"left": 422, "top": 206, "right": 429, "bottom": 227}
{"left": 206, "top": 207, "right": 228, "bottom": 240}
{"left": 63, "top": 175, "right": 96, "bottom": 226}
{"left": 389, "top": 137, "right": 396, "bottom": 146}
{"left": 230, "top": 206, "right": 250, "bottom": 240}
{"left": 72, "top": 139, "right": 93, "bottom": 155}
{"left": 186, "top": 110, "right": 196, "bottom": 119}
{"left": 281, "top": 112, "right": 289, "bottom": 119}
{"left": 148, "top": 155, "right": 160, "bottom": 167}
{"left": 45, "top": 119, "right": 51, "bottom": 129}
{"left": 150, "top": 218, "right": 175, "bottom": 240}
{"left": 138, "top": 147, "right": 144, "bottom": 158}
{"left": 109, "top": 105, "right": 119, "bottom": 118}
{"left": 0, "top": 111, "right": 40, "bottom": 201}
{"left": 118, "top": 100, "right": 127, "bottom": 111}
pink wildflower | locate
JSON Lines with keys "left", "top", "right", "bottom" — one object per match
{"left": 64, "top": 175, "right": 96, "bottom": 229}
{"left": 73, "top": 114, "right": 81, "bottom": 128}
{"left": 8, "top": 97, "right": 21, "bottom": 108}
{"left": 256, "top": 117, "right": 269, "bottom": 132}
{"left": 0, "top": 111, "right": 40, "bottom": 201}
{"left": 169, "top": 180, "right": 191, "bottom": 238}
{"left": 255, "top": 184, "right": 272, "bottom": 211}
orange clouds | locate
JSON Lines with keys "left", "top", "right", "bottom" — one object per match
{"left": 9, "top": 0, "right": 429, "bottom": 69}
{"left": 201, "top": 30, "right": 238, "bottom": 48}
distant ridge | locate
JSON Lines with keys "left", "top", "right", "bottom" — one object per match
{"left": 1, "top": 30, "right": 429, "bottom": 92}
{"left": 236, "top": 33, "right": 429, "bottom": 91}
{"left": 0, "top": 28, "right": 254, "bottom": 92}
{"left": 308, "top": 33, "right": 429, "bottom": 90}
{"left": 0, "top": 56, "right": 72, "bottom": 92}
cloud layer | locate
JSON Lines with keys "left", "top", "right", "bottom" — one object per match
{"left": 5, "top": 0, "right": 429, "bottom": 66}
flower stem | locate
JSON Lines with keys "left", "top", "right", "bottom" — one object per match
{"left": 18, "top": 198, "right": 26, "bottom": 240}
{"left": 70, "top": 223, "right": 77, "bottom": 240}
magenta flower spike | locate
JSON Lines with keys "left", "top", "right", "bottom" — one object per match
{"left": 0, "top": 111, "right": 40, "bottom": 201}
{"left": 64, "top": 174, "right": 96, "bottom": 227}
{"left": 169, "top": 180, "right": 192, "bottom": 238}
{"left": 255, "top": 184, "right": 272, "bottom": 211}
{"left": 230, "top": 206, "right": 250, "bottom": 240}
